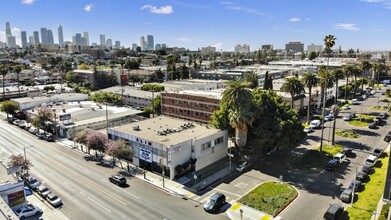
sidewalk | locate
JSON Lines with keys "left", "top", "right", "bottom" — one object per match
{"left": 226, "top": 203, "right": 281, "bottom": 220}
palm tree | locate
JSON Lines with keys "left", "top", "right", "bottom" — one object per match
{"left": 360, "top": 60, "right": 372, "bottom": 93}
{"left": 221, "top": 80, "right": 254, "bottom": 148}
{"left": 352, "top": 66, "right": 361, "bottom": 98}
{"left": 373, "top": 63, "right": 385, "bottom": 86}
{"left": 281, "top": 77, "right": 305, "bottom": 109}
{"left": 330, "top": 104, "right": 340, "bottom": 145}
{"left": 302, "top": 72, "right": 319, "bottom": 124}
{"left": 343, "top": 65, "right": 355, "bottom": 100}
{"left": 320, "top": 34, "right": 336, "bottom": 151}
{"left": 332, "top": 68, "right": 344, "bottom": 104}
{"left": 13, "top": 65, "right": 22, "bottom": 97}
{"left": 0, "top": 64, "right": 9, "bottom": 100}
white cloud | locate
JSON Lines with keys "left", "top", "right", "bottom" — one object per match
{"left": 220, "top": 1, "right": 234, "bottom": 5}
{"left": 290, "top": 17, "right": 301, "bottom": 22}
{"left": 84, "top": 4, "right": 93, "bottom": 12}
{"left": 225, "top": 5, "right": 264, "bottom": 16}
{"left": 141, "top": 5, "right": 173, "bottom": 14}
{"left": 21, "top": 0, "right": 34, "bottom": 4}
{"left": 333, "top": 23, "right": 361, "bottom": 31}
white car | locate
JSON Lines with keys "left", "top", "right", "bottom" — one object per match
{"left": 14, "top": 204, "right": 42, "bottom": 219}
{"left": 25, "top": 176, "right": 41, "bottom": 190}
{"left": 342, "top": 105, "right": 350, "bottom": 110}
{"left": 28, "top": 126, "right": 38, "bottom": 134}
{"left": 46, "top": 193, "right": 63, "bottom": 207}
{"left": 303, "top": 127, "right": 314, "bottom": 133}
{"left": 333, "top": 153, "right": 347, "bottom": 164}
{"left": 236, "top": 162, "right": 251, "bottom": 172}
{"left": 351, "top": 99, "right": 360, "bottom": 105}
{"left": 37, "top": 185, "right": 51, "bottom": 198}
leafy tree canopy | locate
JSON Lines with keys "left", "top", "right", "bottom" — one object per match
{"left": 0, "top": 101, "right": 18, "bottom": 117}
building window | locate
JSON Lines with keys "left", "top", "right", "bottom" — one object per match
{"left": 214, "top": 137, "right": 224, "bottom": 145}
{"left": 201, "top": 141, "right": 212, "bottom": 151}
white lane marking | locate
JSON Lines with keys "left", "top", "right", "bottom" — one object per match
{"left": 63, "top": 181, "right": 69, "bottom": 185}
{"left": 87, "top": 196, "right": 112, "bottom": 213}
{"left": 55, "top": 154, "right": 65, "bottom": 161}
{"left": 80, "top": 192, "right": 86, "bottom": 196}
{"left": 117, "top": 188, "right": 140, "bottom": 200}
{"left": 214, "top": 188, "right": 241, "bottom": 197}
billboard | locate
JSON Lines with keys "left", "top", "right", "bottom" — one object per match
{"left": 139, "top": 148, "right": 152, "bottom": 163}
{"left": 59, "top": 113, "right": 71, "bottom": 121}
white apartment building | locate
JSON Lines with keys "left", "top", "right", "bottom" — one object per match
{"left": 235, "top": 44, "right": 250, "bottom": 54}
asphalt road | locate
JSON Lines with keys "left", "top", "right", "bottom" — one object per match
{"left": 0, "top": 118, "right": 229, "bottom": 220}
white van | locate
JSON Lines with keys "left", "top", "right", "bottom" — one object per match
{"left": 310, "top": 120, "right": 321, "bottom": 129}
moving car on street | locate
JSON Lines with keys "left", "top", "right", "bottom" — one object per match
{"left": 203, "top": 192, "right": 226, "bottom": 213}
{"left": 236, "top": 162, "right": 251, "bottom": 172}
{"left": 109, "top": 175, "right": 127, "bottom": 186}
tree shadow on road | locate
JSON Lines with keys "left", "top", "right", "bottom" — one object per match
{"left": 335, "top": 140, "right": 371, "bottom": 152}
{"left": 351, "top": 129, "right": 380, "bottom": 137}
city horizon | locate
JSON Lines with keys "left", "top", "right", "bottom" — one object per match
{"left": 1, "top": 0, "right": 391, "bottom": 51}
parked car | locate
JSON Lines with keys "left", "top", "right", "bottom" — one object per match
{"left": 351, "top": 99, "right": 360, "bottom": 105}
{"left": 236, "top": 162, "right": 251, "bottom": 172}
{"left": 356, "top": 171, "right": 368, "bottom": 182}
{"left": 342, "top": 105, "right": 350, "bottom": 110}
{"left": 368, "top": 122, "right": 377, "bottom": 129}
{"left": 37, "top": 185, "right": 51, "bottom": 198}
{"left": 203, "top": 192, "right": 226, "bottom": 213}
{"left": 46, "top": 193, "right": 63, "bottom": 207}
{"left": 342, "top": 148, "right": 353, "bottom": 157}
{"left": 18, "top": 120, "right": 27, "bottom": 129}
{"left": 323, "top": 204, "right": 344, "bottom": 220}
{"left": 46, "top": 134, "right": 54, "bottom": 142}
{"left": 372, "top": 148, "right": 384, "bottom": 157}
{"left": 377, "top": 113, "right": 388, "bottom": 120}
{"left": 28, "top": 126, "right": 38, "bottom": 134}
{"left": 84, "top": 155, "right": 102, "bottom": 161}
{"left": 365, "top": 155, "right": 378, "bottom": 167}
{"left": 109, "top": 174, "right": 127, "bottom": 186}
{"left": 97, "top": 160, "right": 114, "bottom": 168}
{"left": 25, "top": 176, "right": 41, "bottom": 190}
{"left": 24, "top": 123, "right": 32, "bottom": 130}
{"left": 36, "top": 130, "right": 46, "bottom": 139}
{"left": 325, "top": 115, "right": 333, "bottom": 121}
{"left": 333, "top": 153, "right": 347, "bottom": 164}
{"left": 326, "top": 159, "right": 339, "bottom": 171}
{"left": 12, "top": 119, "right": 21, "bottom": 126}
{"left": 24, "top": 186, "right": 33, "bottom": 196}
{"left": 384, "top": 131, "right": 391, "bottom": 142}
{"left": 339, "top": 189, "right": 354, "bottom": 203}
{"left": 303, "top": 127, "right": 314, "bottom": 133}
{"left": 362, "top": 164, "right": 373, "bottom": 175}
{"left": 343, "top": 113, "right": 356, "bottom": 121}
{"left": 348, "top": 180, "right": 362, "bottom": 192}
{"left": 14, "top": 204, "right": 42, "bottom": 219}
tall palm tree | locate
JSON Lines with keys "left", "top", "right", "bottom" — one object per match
{"left": 343, "top": 65, "right": 354, "bottom": 100}
{"left": 352, "top": 66, "right": 361, "bottom": 98}
{"left": 281, "top": 76, "right": 305, "bottom": 110}
{"left": 13, "top": 65, "right": 22, "bottom": 97}
{"left": 0, "top": 64, "right": 9, "bottom": 101}
{"left": 302, "top": 72, "right": 319, "bottom": 123}
{"left": 373, "top": 63, "right": 385, "bottom": 86}
{"left": 359, "top": 60, "right": 372, "bottom": 93}
{"left": 221, "top": 80, "right": 254, "bottom": 148}
{"left": 331, "top": 68, "right": 344, "bottom": 145}
{"left": 320, "top": 34, "right": 336, "bottom": 151}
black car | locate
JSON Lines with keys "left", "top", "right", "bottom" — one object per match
{"left": 109, "top": 175, "right": 127, "bottom": 186}
{"left": 98, "top": 160, "right": 114, "bottom": 168}
{"left": 84, "top": 155, "right": 102, "bottom": 161}
{"left": 342, "top": 148, "right": 353, "bottom": 157}
{"left": 324, "top": 204, "right": 344, "bottom": 220}
{"left": 368, "top": 122, "right": 377, "bottom": 129}
{"left": 46, "top": 134, "right": 54, "bottom": 142}
{"left": 339, "top": 189, "right": 354, "bottom": 203}
{"left": 384, "top": 131, "right": 391, "bottom": 142}
{"left": 325, "top": 159, "right": 339, "bottom": 171}
{"left": 348, "top": 180, "right": 362, "bottom": 192}
{"left": 203, "top": 192, "right": 226, "bottom": 213}
{"left": 362, "top": 164, "right": 373, "bottom": 175}
{"left": 356, "top": 171, "right": 368, "bottom": 182}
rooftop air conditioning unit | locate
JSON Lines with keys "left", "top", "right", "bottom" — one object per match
{"left": 133, "top": 125, "right": 140, "bottom": 131}
{"left": 62, "top": 109, "right": 66, "bottom": 113}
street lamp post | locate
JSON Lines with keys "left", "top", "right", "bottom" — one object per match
{"left": 351, "top": 166, "right": 358, "bottom": 207}
{"left": 23, "top": 145, "right": 33, "bottom": 176}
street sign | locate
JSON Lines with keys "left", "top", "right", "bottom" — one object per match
{"left": 139, "top": 148, "right": 152, "bottom": 163}
{"left": 59, "top": 113, "right": 71, "bottom": 121}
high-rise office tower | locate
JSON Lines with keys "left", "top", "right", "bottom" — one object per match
{"left": 81, "top": 37, "right": 87, "bottom": 46}
{"left": 155, "top": 44, "right": 161, "bottom": 50}
{"left": 100, "top": 34, "right": 106, "bottom": 47}
{"left": 58, "top": 25, "right": 64, "bottom": 47}
{"left": 140, "top": 36, "right": 146, "bottom": 50}
{"left": 106, "top": 39, "right": 112, "bottom": 49}
{"left": 83, "top": 32, "right": 89, "bottom": 46}
{"left": 29, "top": 36, "right": 35, "bottom": 45}
{"left": 40, "top": 28, "right": 47, "bottom": 44}
{"left": 132, "top": 43, "right": 138, "bottom": 50}
{"left": 146, "top": 35, "right": 154, "bottom": 50}
{"left": 21, "top": 31, "right": 27, "bottom": 48}
{"left": 161, "top": 44, "right": 167, "bottom": 49}
{"left": 115, "top": 41, "right": 120, "bottom": 49}
{"left": 6, "top": 36, "right": 16, "bottom": 48}
{"left": 47, "top": 29, "right": 54, "bottom": 45}
{"left": 33, "top": 31, "right": 40, "bottom": 45}
{"left": 5, "top": 22, "right": 12, "bottom": 36}
{"left": 75, "top": 33, "right": 82, "bottom": 46}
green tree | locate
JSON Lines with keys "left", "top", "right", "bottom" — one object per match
{"left": 13, "top": 65, "right": 23, "bottom": 96}
{"left": 152, "top": 95, "right": 161, "bottom": 115}
{"left": 221, "top": 80, "right": 254, "bottom": 148}
{"left": 0, "top": 64, "right": 9, "bottom": 100}
{"left": 0, "top": 101, "right": 18, "bottom": 118}
{"left": 301, "top": 52, "right": 306, "bottom": 60}
{"left": 32, "top": 107, "right": 54, "bottom": 131}
{"left": 332, "top": 68, "right": 344, "bottom": 104}
{"left": 319, "top": 67, "right": 335, "bottom": 151}
{"left": 343, "top": 65, "right": 355, "bottom": 100}
{"left": 373, "top": 62, "right": 385, "bottom": 85}
{"left": 359, "top": 60, "right": 372, "bottom": 93}
{"left": 301, "top": 72, "right": 319, "bottom": 123}
{"left": 330, "top": 104, "right": 340, "bottom": 145}
{"left": 308, "top": 51, "right": 317, "bottom": 60}
{"left": 263, "top": 71, "right": 271, "bottom": 90}
{"left": 74, "top": 129, "right": 93, "bottom": 145}
{"left": 78, "top": 63, "right": 90, "bottom": 70}
{"left": 280, "top": 77, "right": 305, "bottom": 109}
{"left": 244, "top": 73, "right": 259, "bottom": 89}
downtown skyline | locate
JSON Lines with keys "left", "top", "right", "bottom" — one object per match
{"left": 1, "top": 0, "right": 391, "bottom": 51}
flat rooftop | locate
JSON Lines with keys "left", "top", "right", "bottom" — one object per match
{"left": 111, "top": 116, "right": 222, "bottom": 146}
{"left": 100, "top": 86, "right": 156, "bottom": 99}
{"left": 167, "top": 90, "right": 222, "bottom": 99}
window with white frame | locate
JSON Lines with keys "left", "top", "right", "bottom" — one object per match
{"left": 201, "top": 141, "right": 212, "bottom": 151}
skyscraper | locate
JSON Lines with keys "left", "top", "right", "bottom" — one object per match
{"left": 106, "top": 39, "right": 112, "bottom": 49}
{"left": 115, "top": 41, "right": 120, "bottom": 49}
{"left": 5, "top": 22, "right": 12, "bottom": 36}
{"left": 33, "top": 31, "right": 40, "bottom": 45}
{"left": 47, "top": 29, "right": 54, "bottom": 45}
{"left": 140, "top": 36, "right": 145, "bottom": 51}
{"left": 83, "top": 32, "right": 89, "bottom": 46}
{"left": 40, "top": 28, "right": 47, "bottom": 44}
{"left": 146, "top": 35, "right": 154, "bottom": 50}
{"left": 100, "top": 34, "right": 106, "bottom": 47}
{"left": 75, "top": 33, "right": 82, "bottom": 46}
{"left": 21, "top": 31, "right": 27, "bottom": 48}
{"left": 58, "top": 25, "right": 64, "bottom": 47}
{"left": 6, "top": 36, "right": 16, "bottom": 48}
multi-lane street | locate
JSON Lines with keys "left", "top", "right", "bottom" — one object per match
{"left": 0, "top": 118, "right": 229, "bottom": 220}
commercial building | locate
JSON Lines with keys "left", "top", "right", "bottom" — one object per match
{"left": 261, "top": 44, "right": 273, "bottom": 50}
{"left": 285, "top": 41, "right": 304, "bottom": 52}
{"left": 161, "top": 90, "right": 221, "bottom": 123}
{"left": 21, "top": 31, "right": 27, "bottom": 48}
{"left": 100, "top": 86, "right": 158, "bottom": 108}
{"left": 307, "top": 44, "right": 323, "bottom": 54}
{"left": 58, "top": 25, "right": 64, "bottom": 47}
{"left": 140, "top": 36, "right": 146, "bottom": 51}
{"left": 235, "top": 44, "right": 250, "bottom": 54}
{"left": 146, "top": 35, "right": 154, "bottom": 50}
{"left": 108, "top": 116, "right": 228, "bottom": 180}
{"left": 100, "top": 34, "right": 106, "bottom": 47}
{"left": 83, "top": 32, "right": 89, "bottom": 46}
{"left": 201, "top": 46, "right": 216, "bottom": 54}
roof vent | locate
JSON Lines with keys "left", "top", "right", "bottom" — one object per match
{"left": 62, "top": 109, "right": 66, "bottom": 113}
{"left": 132, "top": 125, "right": 140, "bottom": 131}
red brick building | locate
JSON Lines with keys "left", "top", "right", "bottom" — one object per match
{"left": 161, "top": 91, "right": 221, "bottom": 123}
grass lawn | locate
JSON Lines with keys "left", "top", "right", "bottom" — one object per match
{"left": 346, "top": 153, "right": 389, "bottom": 220}
{"left": 371, "top": 106, "right": 388, "bottom": 111}
{"left": 238, "top": 182, "right": 297, "bottom": 217}
{"left": 335, "top": 129, "right": 360, "bottom": 138}
{"left": 291, "top": 144, "right": 344, "bottom": 171}
{"left": 348, "top": 114, "right": 374, "bottom": 127}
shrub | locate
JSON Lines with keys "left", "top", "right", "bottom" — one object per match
{"left": 379, "top": 203, "right": 390, "bottom": 220}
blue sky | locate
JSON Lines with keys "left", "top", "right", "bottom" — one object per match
{"left": 1, "top": 0, "right": 391, "bottom": 51}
